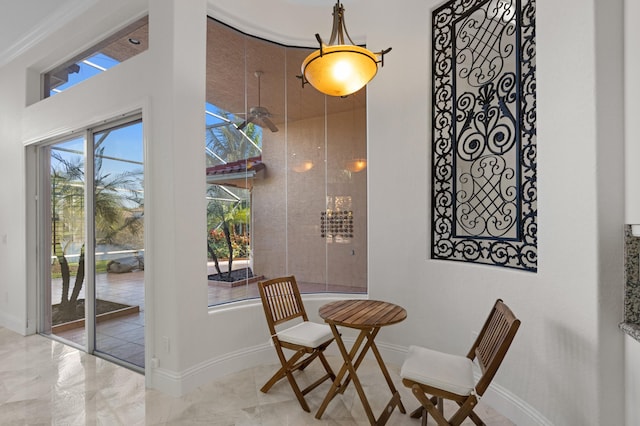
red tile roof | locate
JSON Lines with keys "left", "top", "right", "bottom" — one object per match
{"left": 205, "top": 156, "right": 265, "bottom": 176}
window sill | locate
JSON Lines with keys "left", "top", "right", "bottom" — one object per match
{"left": 620, "top": 322, "right": 640, "bottom": 343}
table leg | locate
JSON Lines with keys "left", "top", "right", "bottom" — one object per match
{"left": 366, "top": 332, "right": 406, "bottom": 414}
{"left": 316, "top": 324, "right": 371, "bottom": 420}
{"left": 337, "top": 327, "right": 378, "bottom": 393}
{"left": 315, "top": 326, "right": 404, "bottom": 425}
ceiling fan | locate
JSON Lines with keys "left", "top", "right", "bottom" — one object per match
{"left": 238, "top": 71, "right": 279, "bottom": 133}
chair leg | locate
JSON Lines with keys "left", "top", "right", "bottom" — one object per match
{"left": 410, "top": 397, "right": 440, "bottom": 423}
{"left": 318, "top": 351, "right": 336, "bottom": 381}
{"left": 458, "top": 400, "right": 485, "bottom": 426}
{"left": 448, "top": 396, "right": 478, "bottom": 426}
{"left": 280, "top": 348, "right": 312, "bottom": 412}
{"left": 260, "top": 364, "right": 286, "bottom": 393}
{"left": 437, "top": 397, "right": 444, "bottom": 416}
{"left": 410, "top": 406, "right": 425, "bottom": 419}
{"left": 260, "top": 349, "right": 306, "bottom": 393}
{"left": 284, "top": 368, "right": 312, "bottom": 412}
{"left": 297, "top": 337, "right": 334, "bottom": 372}
{"left": 468, "top": 411, "right": 486, "bottom": 426}
{"left": 261, "top": 345, "right": 337, "bottom": 413}
{"left": 297, "top": 350, "right": 319, "bottom": 371}
{"left": 411, "top": 385, "right": 449, "bottom": 426}
{"left": 410, "top": 406, "right": 429, "bottom": 426}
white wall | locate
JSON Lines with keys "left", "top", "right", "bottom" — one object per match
{"left": 0, "top": 0, "right": 628, "bottom": 424}
{"left": 368, "top": 1, "right": 624, "bottom": 424}
{"left": 625, "top": 0, "right": 640, "bottom": 223}
{"left": 624, "top": 0, "right": 640, "bottom": 424}
{"left": 625, "top": 334, "right": 640, "bottom": 425}
{"left": 0, "top": 59, "right": 28, "bottom": 332}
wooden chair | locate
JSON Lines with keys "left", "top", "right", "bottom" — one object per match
{"left": 400, "top": 299, "right": 520, "bottom": 426}
{"left": 257, "top": 275, "right": 336, "bottom": 412}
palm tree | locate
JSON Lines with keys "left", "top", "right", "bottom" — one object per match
{"left": 51, "top": 158, "right": 83, "bottom": 316}
{"left": 51, "top": 146, "right": 143, "bottom": 321}
{"left": 206, "top": 114, "right": 261, "bottom": 165}
{"left": 205, "top": 110, "right": 258, "bottom": 281}
{"left": 207, "top": 196, "right": 250, "bottom": 281}
{"left": 207, "top": 200, "right": 226, "bottom": 277}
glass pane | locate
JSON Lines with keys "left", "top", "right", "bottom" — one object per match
{"left": 243, "top": 35, "right": 286, "bottom": 296}
{"left": 207, "top": 19, "right": 255, "bottom": 305}
{"left": 285, "top": 46, "right": 329, "bottom": 294}
{"left": 47, "top": 137, "right": 86, "bottom": 344}
{"left": 206, "top": 17, "right": 367, "bottom": 306}
{"left": 93, "top": 121, "right": 145, "bottom": 368}
{"left": 285, "top": 50, "right": 368, "bottom": 295}
{"left": 326, "top": 94, "right": 367, "bottom": 293}
{"left": 43, "top": 16, "right": 148, "bottom": 98}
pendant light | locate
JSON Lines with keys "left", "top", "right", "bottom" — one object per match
{"left": 300, "top": 1, "right": 391, "bottom": 97}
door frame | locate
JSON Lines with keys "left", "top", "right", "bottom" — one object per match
{"left": 34, "top": 112, "right": 144, "bottom": 370}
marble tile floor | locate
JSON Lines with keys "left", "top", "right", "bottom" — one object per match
{"left": 0, "top": 326, "right": 514, "bottom": 425}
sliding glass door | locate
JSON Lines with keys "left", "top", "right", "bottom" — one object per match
{"left": 93, "top": 121, "right": 145, "bottom": 368}
{"left": 41, "top": 137, "right": 87, "bottom": 341}
{"left": 39, "top": 115, "right": 145, "bottom": 370}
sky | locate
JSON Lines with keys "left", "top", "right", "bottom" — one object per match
{"left": 50, "top": 51, "right": 261, "bottom": 190}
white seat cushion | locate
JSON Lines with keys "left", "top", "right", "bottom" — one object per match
{"left": 276, "top": 321, "right": 334, "bottom": 347}
{"left": 400, "top": 345, "right": 475, "bottom": 396}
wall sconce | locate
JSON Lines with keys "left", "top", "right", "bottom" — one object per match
{"left": 345, "top": 158, "right": 367, "bottom": 172}
{"left": 300, "top": 1, "right": 391, "bottom": 97}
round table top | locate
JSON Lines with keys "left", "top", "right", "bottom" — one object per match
{"left": 319, "top": 299, "right": 407, "bottom": 329}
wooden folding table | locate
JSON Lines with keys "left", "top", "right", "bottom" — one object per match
{"left": 315, "top": 299, "right": 407, "bottom": 425}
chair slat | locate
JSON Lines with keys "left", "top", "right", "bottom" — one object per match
{"left": 260, "top": 276, "right": 306, "bottom": 330}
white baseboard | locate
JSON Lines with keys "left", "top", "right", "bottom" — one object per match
{"left": 0, "top": 311, "right": 26, "bottom": 335}
{"left": 147, "top": 342, "right": 275, "bottom": 396}
{"left": 146, "top": 339, "right": 551, "bottom": 426}
{"left": 147, "top": 365, "right": 184, "bottom": 397}
{"left": 476, "top": 372, "right": 553, "bottom": 426}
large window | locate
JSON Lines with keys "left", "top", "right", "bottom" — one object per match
{"left": 43, "top": 16, "right": 148, "bottom": 98}
{"left": 206, "top": 18, "right": 368, "bottom": 306}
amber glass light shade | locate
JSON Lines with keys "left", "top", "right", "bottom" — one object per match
{"left": 300, "top": 1, "right": 390, "bottom": 97}
{"left": 302, "top": 45, "right": 378, "bottom": 97}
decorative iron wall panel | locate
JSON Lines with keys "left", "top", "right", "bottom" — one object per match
{"left": 431, "top": 0, "right": 537, "bottom": 271}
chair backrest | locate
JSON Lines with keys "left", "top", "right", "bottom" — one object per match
{"left": 258, "top": 276, "right": 309, "bottom": 336}
{"left": 467, "top": 299, "right": 520, "bottom": 396}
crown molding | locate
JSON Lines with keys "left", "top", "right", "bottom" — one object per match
{"left": 0, "top": 0, "right": 97, "bottom": 68}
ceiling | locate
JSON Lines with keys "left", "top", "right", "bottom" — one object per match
{"left": 2, "top": 1, "right": 366, "bottom": 125}
{"left": 0, "top": 0, "right": 95, "bottom": 68}
{"left": 0, "top": 0, "right": 371, "bottom": 68}
{"left": 205, "top": 18, "right": 366, "bottom": 127}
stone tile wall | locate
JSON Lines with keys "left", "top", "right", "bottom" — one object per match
{"left": 622, "top": 225, "right": 640, "bottom": 340}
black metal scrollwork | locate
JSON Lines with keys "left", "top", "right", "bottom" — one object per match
{"left": 432, "top": 0, "right": 537, "bottom": 271}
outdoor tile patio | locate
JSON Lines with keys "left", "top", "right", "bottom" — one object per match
{"left": 51, "top": 260, "right": 365, "bottom": 370}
